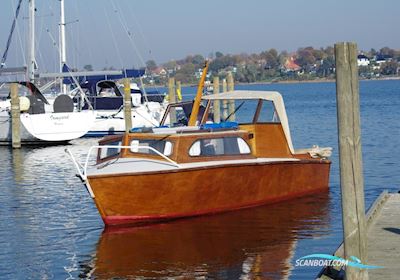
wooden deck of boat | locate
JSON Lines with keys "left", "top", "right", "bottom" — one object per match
{"left": 318, "top": 191, "right": 400, "bottom": 279}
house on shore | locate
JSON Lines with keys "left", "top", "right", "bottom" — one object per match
{"left": 357, "top": 54, "right": 370, "bottom": 67}
{"left": 283, "top": 57, "right": 301, "bottom": 73}
{"left": 375, "top": 54, "right": 393, "bottom": 65}
{"left": 151, "top": 67, "right": 167, "bottom": 77}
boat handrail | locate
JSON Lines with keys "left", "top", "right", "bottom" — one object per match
{"left": 66, "top": 144, "right": 181, "bottom": 180}
{"left": 65, "top": 148, "right": 86, "bottom": 179}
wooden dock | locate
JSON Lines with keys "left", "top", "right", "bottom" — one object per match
{"left": 318, "top": 191, "right": 400, "bottom": 279}
{"left": 367, "top": 192, "right": 400, "bottom": 279}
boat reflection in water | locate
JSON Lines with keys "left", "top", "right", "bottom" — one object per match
{"left": 82, "top": 193, "right": 330, "bottom": 279}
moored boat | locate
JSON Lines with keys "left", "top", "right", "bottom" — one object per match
{"left": 68, "top": 89, "right": 332, "bottom": 227}
{"left": 0, "top": 82, "right": 96, "bottom": 144}
{"left": 72, "top": 77, "right": 166, "bottom": 137}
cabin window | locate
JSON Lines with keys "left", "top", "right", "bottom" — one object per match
{"left": 215, "top": 100, "right": 258, "bottom": 124}
{"left": 189, "top": 137, "right": 251, "bottom": 157}
{"left": 257, "top": 100, "right": 280, "bottom": 123}
{"left": 130, "top": 139, "right": 173, "bottom": 156}
{"left": 161, "top": 101, "right": 208, "bottom": 127}
{"left": 213, "top": 99, "right": 280, "bottom": 124}
{"left": 99, "top": 140, "right": 122, "bottom": 160}
{"left": 163, "top": 105, "right": 189, "bottom": 126}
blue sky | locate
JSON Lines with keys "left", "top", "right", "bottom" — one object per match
{"left": 0, "top": 0, "right": 399, "bottom": 71}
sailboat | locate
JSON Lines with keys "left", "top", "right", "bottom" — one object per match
{"left": 54, "top": 0, "right": 167, "bottom": 137}
{"left": 0, "top": 0, "right": 96, "bottom": 144}
{"left": 60, "top": 66, "right": 167, "bottom": 137}
{"left": 0, "top": 82, "right": 96, "bottom": 144}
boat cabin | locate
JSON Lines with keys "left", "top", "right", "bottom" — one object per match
{"left": 95, "top": 91, "right": 315, "bottom": 165}
{"left": 76, "top": 80, "right": 165, "bottom": 110}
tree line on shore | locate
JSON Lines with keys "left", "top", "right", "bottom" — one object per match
{"left": 143, "top": 46, "right": 400, "bottom": 84}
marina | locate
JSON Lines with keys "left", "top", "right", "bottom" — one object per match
{"left": 1, "top": 1, "right": 400, "bottom": 279}
{"left": 1, "top": 80, "right": 399, "bottom": 279}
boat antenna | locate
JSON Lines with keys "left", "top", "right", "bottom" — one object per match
{"left": 188, "top": 60, "right": 209, "bottom": 126}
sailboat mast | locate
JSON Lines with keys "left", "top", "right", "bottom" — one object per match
{"left": 28, "top": 0, "right": 35, "bottom": 82}
{"left": 59, "top": 0, "right": 67, "bottom": 94}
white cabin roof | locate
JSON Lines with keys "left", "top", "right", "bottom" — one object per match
{"left": 202, "top": 90, "right": 282, "bottom": 101}
{"left": 202, "top": 90, "right": 294, "bottom": 153}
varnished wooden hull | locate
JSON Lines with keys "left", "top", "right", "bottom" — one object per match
{"left": 87, "top": 159, "right": 330, "bottom": 226}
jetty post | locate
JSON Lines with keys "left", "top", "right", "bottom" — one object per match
{"left": 123, "top": 78, "right": 132, "bottom": 133}
{"left": 222, "top": 78, "right": 228, "bottom": 120}
{"left": 227, "top": 72, "right": 235, "bottom": 121}
{"left": 213, "top": 76, "right": 220, "bottom": 123}
{"left": 335, "top": 42, "right": 368, "bottom": 280}
{"left": 168, "top": 77, "right": 176, "bottom": 124}
{"left": 10, "top": 83, "right": 21, "bottom": 148}
{"left": 176, "top": 80, "right": 182, "bottom": 101}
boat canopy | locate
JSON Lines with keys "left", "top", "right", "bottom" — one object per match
{"left": 62, "top": 64, "right": 145, "bottom": 86}
{"left": 202, "top": 90, "right": 294, "bottom": 153}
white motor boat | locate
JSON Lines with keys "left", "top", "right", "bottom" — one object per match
{"left": 75, "top": 80, "right": 167, "bottom": 137}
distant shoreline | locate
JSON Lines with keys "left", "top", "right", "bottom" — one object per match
{"left": 237, "top": 78, "right": 336, "bottom": 86}
{"left": 177, "top": 76, "right": 400, "bottom": 88}
{"left": 238, "top": 77, "right": 400, "bottom": 86}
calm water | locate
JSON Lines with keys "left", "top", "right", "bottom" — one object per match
{"left": 0, "top": 80, "right": 399, "bottom": 279}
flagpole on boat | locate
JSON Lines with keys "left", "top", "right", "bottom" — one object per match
{"left": 188, "top": 60, "right": 209, "bottom": 126}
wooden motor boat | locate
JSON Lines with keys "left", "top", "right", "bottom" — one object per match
{"left": 68, "top": 89, "right": 332, "bottom": 227}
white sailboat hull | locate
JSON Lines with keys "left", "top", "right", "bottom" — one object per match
{"left": 86, "top": 103, "right": 166, "bottom": 137}
{"left": 0, "top": 112, "right": 38, "bottom": 144}
{"left": 20, "top": 111, "right": 96, "bottom": 141}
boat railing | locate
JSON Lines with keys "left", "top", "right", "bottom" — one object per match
{"left": 66, "top": 144, "right": 181, "bottom": 180}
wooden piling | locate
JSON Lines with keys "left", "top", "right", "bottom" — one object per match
{"left": 10, "top": 83, "right": 21, "bottom": 148}
{"left": 123, "top": 78, "right": 132, "bottom": 133}
{"left": 227, "top": 72, "right": 235, "bottom": 121}
{"left": 222, "top": 78, "right": 228, "bottom": 120}
{"left": 176, "top": 80, "right": 182, "bottom": 101}
{"left": 168, "top": 77, "right": 176, "bottom": 124}
{"left": 213, "top": 76, "right": 220, "bottom": 123}
{"left": 335, "top": 42, "right": 368, "bottom": 280}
